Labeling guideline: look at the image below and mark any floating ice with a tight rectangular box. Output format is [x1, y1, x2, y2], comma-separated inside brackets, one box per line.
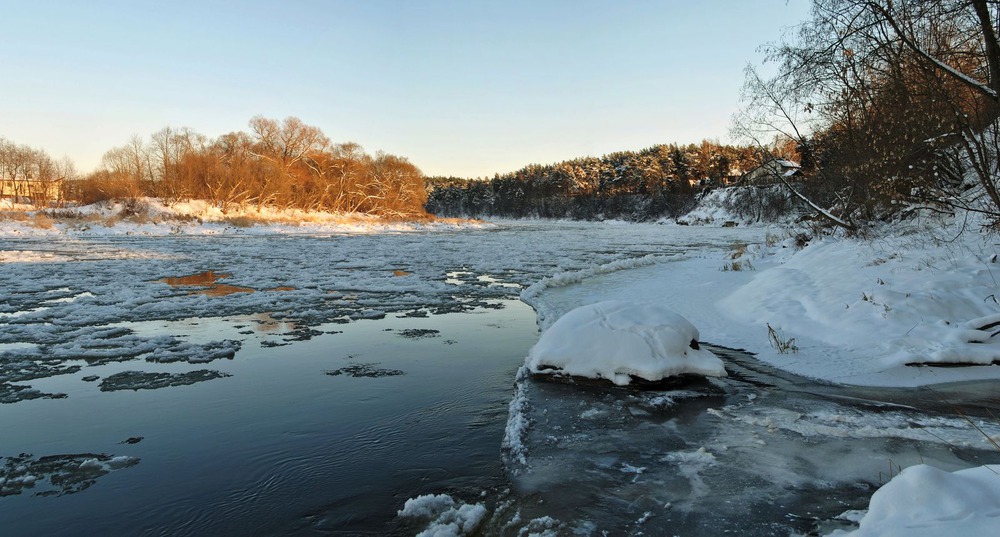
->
[525, 301, 726, 385]
[397, 493, 487, 537]
[398, 494, 457, 519]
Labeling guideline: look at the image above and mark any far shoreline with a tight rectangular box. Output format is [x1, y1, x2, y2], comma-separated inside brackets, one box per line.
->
[0, 197, 488, 235]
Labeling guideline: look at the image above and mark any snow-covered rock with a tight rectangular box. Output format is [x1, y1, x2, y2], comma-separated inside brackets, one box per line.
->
[525, 301, 727, 385]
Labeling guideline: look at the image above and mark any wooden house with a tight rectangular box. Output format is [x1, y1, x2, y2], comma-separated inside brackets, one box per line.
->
[0, 178, 63, 204]
[738, 159, 801, 186]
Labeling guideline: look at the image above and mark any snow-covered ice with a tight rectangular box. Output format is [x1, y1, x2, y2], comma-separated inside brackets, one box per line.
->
[534, 214, 1000, 388]
[525, 301, 726, 385]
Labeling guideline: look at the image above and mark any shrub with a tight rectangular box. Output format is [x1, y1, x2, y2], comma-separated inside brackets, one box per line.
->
[767, 323, 798, 353]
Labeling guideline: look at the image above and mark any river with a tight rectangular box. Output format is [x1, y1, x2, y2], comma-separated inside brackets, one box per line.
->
[1, 221, 997, 536]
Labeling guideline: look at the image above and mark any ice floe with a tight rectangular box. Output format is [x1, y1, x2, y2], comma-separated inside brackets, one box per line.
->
[397, 493, 488, 537]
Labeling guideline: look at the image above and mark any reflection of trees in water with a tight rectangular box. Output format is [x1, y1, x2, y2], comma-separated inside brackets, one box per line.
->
[1, 453, 139, 497]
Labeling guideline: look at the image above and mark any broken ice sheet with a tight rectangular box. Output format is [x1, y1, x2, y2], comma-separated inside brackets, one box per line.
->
[325, 363, 405, 378]
[0, 453, 139, 497]
[99, 370, 232, 392]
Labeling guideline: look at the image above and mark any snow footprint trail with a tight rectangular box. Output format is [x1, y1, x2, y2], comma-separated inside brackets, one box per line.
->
[498, 346, 1000, 536]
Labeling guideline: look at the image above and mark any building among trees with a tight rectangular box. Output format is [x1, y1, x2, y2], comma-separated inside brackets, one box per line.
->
[0, 178, 63, 204]
[738, 158, 801, 186]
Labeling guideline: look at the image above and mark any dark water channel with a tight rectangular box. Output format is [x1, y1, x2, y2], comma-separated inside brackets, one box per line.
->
[1, 300, 538, 536]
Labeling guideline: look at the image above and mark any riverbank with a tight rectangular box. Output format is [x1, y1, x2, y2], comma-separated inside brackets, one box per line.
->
[512, 207, 1000, 537]
[525, 210, 1000, 388]
[0, 198, 486, 237]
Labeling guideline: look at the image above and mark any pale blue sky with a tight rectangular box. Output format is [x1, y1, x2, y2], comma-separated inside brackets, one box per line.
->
[0, 0, 810, 177]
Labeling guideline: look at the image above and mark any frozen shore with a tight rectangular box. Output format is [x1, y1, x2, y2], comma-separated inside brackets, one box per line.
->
[513, 206, 1000, 537]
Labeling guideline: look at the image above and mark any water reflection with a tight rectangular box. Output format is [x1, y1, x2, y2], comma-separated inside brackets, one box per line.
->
[156, 270, 298, 297]
[248, 313, 297, 334]
[157, 270, 231, 287]
[0, 299, 538, 536]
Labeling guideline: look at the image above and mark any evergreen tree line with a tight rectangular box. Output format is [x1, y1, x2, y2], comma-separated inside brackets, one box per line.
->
[425, 142, 759, 221]
[74, 116, 428, 217]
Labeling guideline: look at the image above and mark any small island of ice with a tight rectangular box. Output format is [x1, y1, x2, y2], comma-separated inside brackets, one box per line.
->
[525, 300, 727, 385]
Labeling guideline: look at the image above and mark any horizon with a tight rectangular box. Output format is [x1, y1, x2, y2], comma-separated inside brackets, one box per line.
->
[1, 0, 810, 178]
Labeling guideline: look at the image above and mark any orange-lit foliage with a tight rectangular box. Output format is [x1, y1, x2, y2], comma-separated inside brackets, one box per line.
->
[75, 117, 428, 217]
[0, 137, 69, 207]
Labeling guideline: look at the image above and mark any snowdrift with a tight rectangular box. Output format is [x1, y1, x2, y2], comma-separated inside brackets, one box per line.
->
[832, 464, 1000, 537]
[525, 301, 727, 385]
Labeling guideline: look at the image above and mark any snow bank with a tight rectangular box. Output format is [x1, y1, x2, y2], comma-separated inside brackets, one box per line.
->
[397, 494, 487, 537]
[520, 254, 674, 331]
[717, 222, 1000, 383]
[830, 464, 1000, 537]
[525, 301, 726, 385]
[526, 211, 1000, 387]
[0, 198, 491, 237]
[502, 366, 532, 469]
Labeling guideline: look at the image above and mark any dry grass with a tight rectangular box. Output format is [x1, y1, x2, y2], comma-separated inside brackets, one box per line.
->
[767, 323, 798, 353]
[0, 211, 30, 222]
[729, 241, 748, 259]
[765, 232, 781, 247]
[721, 259, 754, 272]
[221, 215, 263, 228]
[1, 198, 471, 230]
[41, 210, 104, 223]
[31, 213, 55, 229]
[721, 240, 754, 271]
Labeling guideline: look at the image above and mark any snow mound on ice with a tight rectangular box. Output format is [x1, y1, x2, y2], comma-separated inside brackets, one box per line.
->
[832, 464, 1000, 537]
[525, 301, 726, 385]
[398, 494, 488, 537]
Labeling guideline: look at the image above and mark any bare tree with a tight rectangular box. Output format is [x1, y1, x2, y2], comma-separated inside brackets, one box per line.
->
[737, 0, 1000, 227]
[66, 116, 429, 217]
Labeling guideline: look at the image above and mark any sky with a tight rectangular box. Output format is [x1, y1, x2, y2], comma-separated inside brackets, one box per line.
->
[0, 0, 811, 178]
